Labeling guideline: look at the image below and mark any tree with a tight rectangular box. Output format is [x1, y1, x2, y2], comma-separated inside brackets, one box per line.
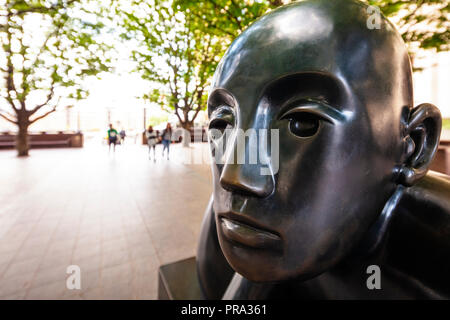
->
[116, 0, 226, 136]
[175, 0, 290, 40]
[369, 0, 449, 67]
[176, 0, 449, 68]
[0, 0, 112, 156]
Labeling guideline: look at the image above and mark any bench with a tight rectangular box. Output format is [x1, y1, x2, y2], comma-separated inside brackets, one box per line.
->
[30, 139, 71, 147]
[430, 140, 450, 176]
[0, 141, 15, 147]
[0, 132, 83, 149]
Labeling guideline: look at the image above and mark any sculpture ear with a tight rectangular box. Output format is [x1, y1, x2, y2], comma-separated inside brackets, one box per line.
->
[397, 103, 442, 186]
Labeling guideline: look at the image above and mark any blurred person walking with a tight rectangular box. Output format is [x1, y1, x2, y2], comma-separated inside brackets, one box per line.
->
[161, 123, 172, 160]
[107, 124, 119, 153]
[146, 125, 158, 161]
[120, 129, 126, 144]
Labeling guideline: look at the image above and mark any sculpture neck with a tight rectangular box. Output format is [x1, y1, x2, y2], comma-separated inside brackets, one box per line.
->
[352, 184, 406, 259]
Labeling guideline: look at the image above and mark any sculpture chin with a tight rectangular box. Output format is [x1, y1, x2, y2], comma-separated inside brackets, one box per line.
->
[221, 246, 330, 283]
[217, 226, 332, 283]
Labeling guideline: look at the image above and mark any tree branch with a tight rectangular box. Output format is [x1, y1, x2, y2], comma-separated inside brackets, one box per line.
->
[4, 15, 20, 112]
[31, 23, 64, 70]
[0, 107, 16, 118]
[174, 104, 183, 124]
[190, 105, 203, 124]
[30, 85, 55, 115]
[29, 106, 57, 124]
[0, 110, 17, 124]
[187, 10, 235, 37]
[268, 0, 284, 7]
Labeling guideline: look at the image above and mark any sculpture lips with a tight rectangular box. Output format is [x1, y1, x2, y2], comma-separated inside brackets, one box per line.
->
[220, 217, 281, 250]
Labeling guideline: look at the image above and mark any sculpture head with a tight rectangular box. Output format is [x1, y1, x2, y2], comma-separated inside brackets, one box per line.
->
[207, 0, 442, 282]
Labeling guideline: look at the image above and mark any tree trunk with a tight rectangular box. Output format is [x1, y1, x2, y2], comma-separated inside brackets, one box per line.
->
[16, 118, 30, 157]
[181, 121, 192, 147]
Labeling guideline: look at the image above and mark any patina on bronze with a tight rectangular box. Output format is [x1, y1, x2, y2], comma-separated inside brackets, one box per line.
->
[197, 0, 450, 299]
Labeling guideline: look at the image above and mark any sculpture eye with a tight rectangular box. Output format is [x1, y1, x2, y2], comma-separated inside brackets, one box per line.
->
[209, 118, 233, 140]
[209, 106, 235, 140]
[209, 118, 229, 133]
[284, 112, 320, 137]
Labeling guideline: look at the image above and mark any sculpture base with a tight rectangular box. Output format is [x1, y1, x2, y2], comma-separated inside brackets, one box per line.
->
[158, 257, 205, 300]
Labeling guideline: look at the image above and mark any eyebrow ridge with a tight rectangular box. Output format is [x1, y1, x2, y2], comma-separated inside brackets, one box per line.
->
[280, 98, 349, 123]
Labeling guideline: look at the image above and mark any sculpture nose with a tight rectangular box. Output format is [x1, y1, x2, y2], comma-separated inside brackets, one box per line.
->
[219, 163, 274, 198]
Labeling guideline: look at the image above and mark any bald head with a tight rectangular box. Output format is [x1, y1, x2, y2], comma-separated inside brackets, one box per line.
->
[208, 0, 441, 282]
[212, 0, 413, 116]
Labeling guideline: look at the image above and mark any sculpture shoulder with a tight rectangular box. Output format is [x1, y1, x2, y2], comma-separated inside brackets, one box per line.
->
[404, 171, 450, 216]
[383, 171, 450, 298]
[397, 171, 450, 237]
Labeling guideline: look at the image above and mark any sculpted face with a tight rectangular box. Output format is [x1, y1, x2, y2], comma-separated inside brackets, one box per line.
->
[207, 0, 416, 282]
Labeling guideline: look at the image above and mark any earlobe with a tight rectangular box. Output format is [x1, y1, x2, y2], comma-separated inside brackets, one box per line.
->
[397, 103, 442, 186]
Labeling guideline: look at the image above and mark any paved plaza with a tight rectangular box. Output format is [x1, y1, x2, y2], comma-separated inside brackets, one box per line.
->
[0, 140, 212, 299]
[1, 131, 449, 300]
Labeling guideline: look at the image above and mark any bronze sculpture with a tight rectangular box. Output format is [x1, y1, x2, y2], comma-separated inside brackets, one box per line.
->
[195, 0, 450, 299]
